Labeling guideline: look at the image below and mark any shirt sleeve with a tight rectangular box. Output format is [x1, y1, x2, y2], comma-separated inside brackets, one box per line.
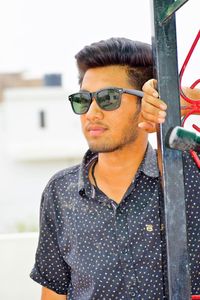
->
[30, 184, 71, 295]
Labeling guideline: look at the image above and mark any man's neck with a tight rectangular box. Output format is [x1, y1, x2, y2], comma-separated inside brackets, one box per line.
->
[90, 137, 148, 203]
[98, 138, 147, 176]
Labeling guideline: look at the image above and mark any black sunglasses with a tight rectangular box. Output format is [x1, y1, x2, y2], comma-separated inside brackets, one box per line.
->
[68, 87, 144, 115]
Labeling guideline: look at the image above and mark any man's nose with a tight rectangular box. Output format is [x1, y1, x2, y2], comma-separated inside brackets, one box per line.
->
[85, 98, 104, 120]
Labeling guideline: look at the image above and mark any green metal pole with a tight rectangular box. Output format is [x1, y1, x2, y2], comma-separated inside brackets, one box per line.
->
[151, 0, 191, 299]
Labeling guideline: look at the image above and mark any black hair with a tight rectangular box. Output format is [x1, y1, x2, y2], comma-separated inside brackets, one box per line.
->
[75, 37, 153, 90]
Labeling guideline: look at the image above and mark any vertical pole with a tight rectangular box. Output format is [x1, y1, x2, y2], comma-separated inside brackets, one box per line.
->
[150, 0, 191, 299]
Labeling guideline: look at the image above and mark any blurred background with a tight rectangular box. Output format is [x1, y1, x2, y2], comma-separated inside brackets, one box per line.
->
[0, 0, 199, 299]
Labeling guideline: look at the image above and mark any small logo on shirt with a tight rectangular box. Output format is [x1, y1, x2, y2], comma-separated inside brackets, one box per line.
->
[146, 224, 153, 232]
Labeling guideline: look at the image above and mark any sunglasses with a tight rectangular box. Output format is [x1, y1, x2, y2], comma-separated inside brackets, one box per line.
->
[68, 87, 144, 115]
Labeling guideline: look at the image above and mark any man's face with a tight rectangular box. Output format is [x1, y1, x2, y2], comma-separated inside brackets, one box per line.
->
[80, 65, 141, 153]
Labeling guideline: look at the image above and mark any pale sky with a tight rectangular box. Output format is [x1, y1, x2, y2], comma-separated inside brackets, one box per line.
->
[0, 0, 199, 90]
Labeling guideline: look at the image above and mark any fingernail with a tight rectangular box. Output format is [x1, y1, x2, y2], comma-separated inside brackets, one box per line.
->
[153, 91, 159, 97]
[158, 118, 165, 123]
[159, 111, 166, 117]
[160, 104, 167, 110]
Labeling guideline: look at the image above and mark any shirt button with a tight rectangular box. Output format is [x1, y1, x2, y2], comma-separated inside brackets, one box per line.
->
[131, 292, 136, 298]
[123, 248, 128, 254]
[131, 292, 136, 297]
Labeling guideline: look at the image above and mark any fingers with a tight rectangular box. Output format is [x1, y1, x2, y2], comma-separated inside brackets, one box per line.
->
[142, 80, 167, 111]
[142, 79, 158, 97]
[141, 98, 167, 124]
[142, 78, 167, 122]
[139, 78, 168, 133]
[143, 94, 167, 110]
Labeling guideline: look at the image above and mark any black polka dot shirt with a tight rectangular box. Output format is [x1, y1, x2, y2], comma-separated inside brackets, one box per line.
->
[30, 144, 200, 299]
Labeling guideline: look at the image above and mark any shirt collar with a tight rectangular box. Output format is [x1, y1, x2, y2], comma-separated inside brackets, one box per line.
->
[140, 143, 159, 178]
[78, 143, 159, 196]
[78, 150, 98, 196]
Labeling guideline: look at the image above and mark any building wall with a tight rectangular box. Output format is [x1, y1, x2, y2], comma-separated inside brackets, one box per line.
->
[0, 233, 41, 300]
[0, 72, 43, 102]
[0, 87, 87, 233]
[4, 87, 87, 160]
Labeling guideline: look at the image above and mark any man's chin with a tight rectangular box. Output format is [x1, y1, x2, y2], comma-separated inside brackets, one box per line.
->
[88, 142, 120, 153]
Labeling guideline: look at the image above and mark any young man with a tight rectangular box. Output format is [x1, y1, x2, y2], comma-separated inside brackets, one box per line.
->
[30, 38, 200, 299]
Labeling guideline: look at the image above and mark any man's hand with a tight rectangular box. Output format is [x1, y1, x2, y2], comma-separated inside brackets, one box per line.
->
[138, 79, 167, 133]
[41, 287, 67, 300]
[139, 79, 200, 133]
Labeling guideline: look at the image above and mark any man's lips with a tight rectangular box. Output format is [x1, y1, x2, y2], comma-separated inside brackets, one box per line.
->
[86, 125, 108, 137]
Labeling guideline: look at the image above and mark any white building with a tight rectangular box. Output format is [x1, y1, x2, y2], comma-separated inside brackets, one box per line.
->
[0, 86, 87, 233]
[4, 86, 88, 161]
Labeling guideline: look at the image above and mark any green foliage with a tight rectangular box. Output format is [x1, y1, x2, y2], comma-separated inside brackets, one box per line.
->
[14, 220, 38, 233]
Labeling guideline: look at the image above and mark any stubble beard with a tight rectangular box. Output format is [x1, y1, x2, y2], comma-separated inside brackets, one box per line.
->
[86, 113, 140, 153]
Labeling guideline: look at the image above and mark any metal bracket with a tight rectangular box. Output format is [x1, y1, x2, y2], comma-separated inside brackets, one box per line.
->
[160, 0, 189, 24]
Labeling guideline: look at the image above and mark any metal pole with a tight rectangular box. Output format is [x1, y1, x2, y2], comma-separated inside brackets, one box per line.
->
[150, 0, 191, 299]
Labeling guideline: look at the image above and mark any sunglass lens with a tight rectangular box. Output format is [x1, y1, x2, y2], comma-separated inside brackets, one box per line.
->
[97, 89, 120, 110]
[70, 93, 91, 114]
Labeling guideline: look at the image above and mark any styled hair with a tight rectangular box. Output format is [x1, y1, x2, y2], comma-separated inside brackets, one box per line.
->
[75, 37, 153, 90]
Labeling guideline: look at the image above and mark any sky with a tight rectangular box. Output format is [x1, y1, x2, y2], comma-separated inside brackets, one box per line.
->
[0, 0, 199, 90]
